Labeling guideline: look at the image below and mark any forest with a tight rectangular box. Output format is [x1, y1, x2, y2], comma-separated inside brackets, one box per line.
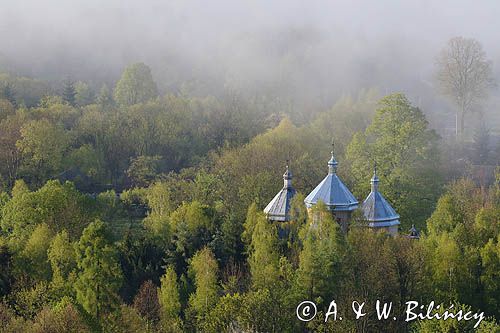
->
[1, 1, 500, 332]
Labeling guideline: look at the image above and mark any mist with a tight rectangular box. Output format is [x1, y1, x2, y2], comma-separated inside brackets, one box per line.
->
[1, 0, 499, 127]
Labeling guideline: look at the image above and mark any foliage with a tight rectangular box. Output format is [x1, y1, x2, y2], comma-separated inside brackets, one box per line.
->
[346, 93, 442, 229]
[248, 209, 280, 289]
[158, 266, 182, 332]
[133, 280, 160, 324]
[188, 247, 219, 326]
[74, 220, 123, 319]
[62, 79, 77, 106]
[436, 37, 495, 137]
[114, 63, 158, 106]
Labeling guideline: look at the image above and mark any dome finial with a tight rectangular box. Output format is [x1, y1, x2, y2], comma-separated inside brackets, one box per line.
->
[328, 138, 338, 174]
[283, 159, 292, 188]
[371, 161, 379, 192]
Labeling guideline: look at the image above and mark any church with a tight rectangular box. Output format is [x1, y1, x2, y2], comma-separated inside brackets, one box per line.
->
[264, 144, 413, 237]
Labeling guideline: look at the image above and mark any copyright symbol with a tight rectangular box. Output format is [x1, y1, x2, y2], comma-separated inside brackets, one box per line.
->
[296, 301, 317, 321]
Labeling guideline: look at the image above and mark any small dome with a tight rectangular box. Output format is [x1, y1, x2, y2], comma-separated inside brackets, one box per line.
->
[264, 163, 296, 222]
[304, 148, 358, 212]
[361, 167, 400, 228]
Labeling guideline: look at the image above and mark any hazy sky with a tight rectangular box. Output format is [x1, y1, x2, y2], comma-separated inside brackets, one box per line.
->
[1, 0, 499, 122]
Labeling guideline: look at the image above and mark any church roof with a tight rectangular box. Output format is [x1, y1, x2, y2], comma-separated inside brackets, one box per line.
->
[408, 224, 420, 239]
[361, 167, 400, 227]
[264, 164, 297, 221]
[304, 146, 358, 211]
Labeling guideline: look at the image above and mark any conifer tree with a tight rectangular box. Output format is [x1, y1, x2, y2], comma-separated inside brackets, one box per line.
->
[188, 247, 219, 325]
[242, 202, 259, 250]
[158, 266, 182, 332]
[295, 202, 345, 301]
[74, 220, 123, 320]
[1, 82, 17, 108]
[62, 79, 76, 106]
[97, 84, 114, 108]
[248, 211, 280, 290]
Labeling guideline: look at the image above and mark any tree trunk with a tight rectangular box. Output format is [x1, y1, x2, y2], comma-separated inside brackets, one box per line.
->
[455, 111, 459, 138]
[460, 111, 465, 139]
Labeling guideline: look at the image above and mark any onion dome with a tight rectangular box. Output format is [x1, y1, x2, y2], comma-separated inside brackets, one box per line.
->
[264, 162, 297, 222]
[304, 143, 358, 212]
[361, 165, 400, 228]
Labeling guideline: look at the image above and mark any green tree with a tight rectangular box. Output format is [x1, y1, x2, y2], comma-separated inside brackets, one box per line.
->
[75, 81, 95, 106]
[158, 266, 182, 332]
[0, 238, 12, 297]
[188, 247, 219, 326]
[1, 82, 17, 108]
[295, 203, 345, 302]
[126, 155, 162, 187]
[17, 119, 72, 183]
[114, 63, 158, 106]
[342, 229, 401, 332]
[480, 237, 500, 317]
[20, 223, 54, 281]
[169, 201, 213, 260]
[142, 182, 173, 239]
[1, 180, 95, 243]
[0, 113, 23, 189]
[346, 93, 441, 229]
[248, 211, 280, 290]
[74, 220, 123, 320]
[416, 303, 499, 332]
[242, 202, 259, 249]
[47, 230, 77, 298]
[62, 79, 76, 106]
[97, 84, 114, 108]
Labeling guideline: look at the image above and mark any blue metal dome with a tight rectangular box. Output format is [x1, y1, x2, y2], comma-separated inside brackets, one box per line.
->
[361, 167, 400, 227]
[304, 147, 358, 212]
[264, 164, 297, 222]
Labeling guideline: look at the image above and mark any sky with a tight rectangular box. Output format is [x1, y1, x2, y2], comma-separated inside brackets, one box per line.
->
[0, 0, 499, 125]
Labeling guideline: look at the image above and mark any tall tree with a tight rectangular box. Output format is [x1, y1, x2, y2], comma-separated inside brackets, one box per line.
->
[62, 79, 76, 106]
[74, 220, 123, 320]
[133, 280, 160, 325]
[436, 37, 495, 138]
[0, 238, 12, 297]
[21, 223, 54, 281]
[17, 119, 71, 183]
[295, 203, 345, 301]
[48, 230, 77, 297]
[114, 63, 158, 106]
[346, 93, 441, 229]
[188, 247, 219, 326]
[0, 113, 23, 188]
[97, 84, 114, 108]
[248, 211, 280, 290]
[74, 81, 95, 106]
[158, 266, 182, 332]
[1, 82, 17, 108]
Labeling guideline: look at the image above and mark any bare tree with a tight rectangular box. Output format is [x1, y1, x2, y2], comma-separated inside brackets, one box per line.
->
[436, 37, 495, 138]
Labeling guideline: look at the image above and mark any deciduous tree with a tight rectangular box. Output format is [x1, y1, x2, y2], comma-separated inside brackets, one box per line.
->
[436, 37, 495, 137]
[114, 63, 158, 106]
